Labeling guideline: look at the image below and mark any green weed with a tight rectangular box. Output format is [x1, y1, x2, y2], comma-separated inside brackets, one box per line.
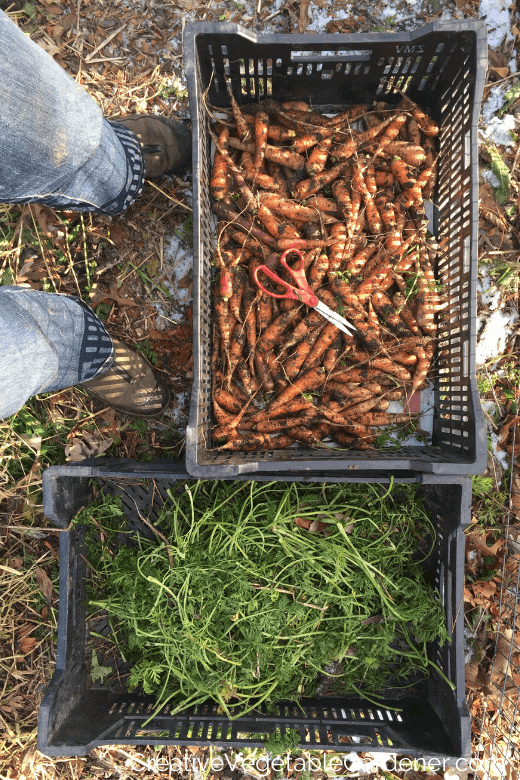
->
[174, 214, 193, 245]
[136, 339, 159, 366]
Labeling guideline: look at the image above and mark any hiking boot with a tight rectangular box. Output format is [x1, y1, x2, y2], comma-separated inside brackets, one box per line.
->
[80, 340, 170, 418]
[116, 115, 191, 178]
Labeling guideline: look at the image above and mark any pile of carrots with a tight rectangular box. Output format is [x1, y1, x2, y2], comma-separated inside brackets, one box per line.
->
[208, 93, 444, 452]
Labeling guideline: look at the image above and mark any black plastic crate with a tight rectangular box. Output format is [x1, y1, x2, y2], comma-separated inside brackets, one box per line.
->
[38, 461, 471, 759]
[184, 21, 488, 478]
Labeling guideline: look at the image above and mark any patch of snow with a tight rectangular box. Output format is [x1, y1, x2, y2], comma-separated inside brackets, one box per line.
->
[490, 428, 510, 468]
[478, 264, 503, 308]
[481, 112, 517, 147]
[481, 84, 508, 125]
[150, 234, 193, 328]
[476, 307, 519, 365]
[482, 167, 501, 188]
[479, 0, 514, 49]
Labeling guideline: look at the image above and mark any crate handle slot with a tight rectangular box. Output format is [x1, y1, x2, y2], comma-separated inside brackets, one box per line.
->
[290, 50, 371, 63]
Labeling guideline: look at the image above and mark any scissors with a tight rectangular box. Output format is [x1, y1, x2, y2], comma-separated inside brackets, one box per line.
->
[253, 249, 358, 337]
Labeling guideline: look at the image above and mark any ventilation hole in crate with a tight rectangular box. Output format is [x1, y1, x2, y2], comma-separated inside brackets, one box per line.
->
[266, 78, 272, 94]
[345, 62, 351, 74]
[297, 64, 303, 75]
[367, 709, 374, 720]
[426, 55, 437, 73]
[259, 80, 264, 95]
[304, 727, 311, 743]
[383, 57, 394, 74]
[322, 70, 333, 79]
[385, 76, 395, 94]
[314, 728, 321, 742]
[392, 56, 403, 74]
[394, 75, 405, 92]
[402, 75, 413, 92]
[249, 77, 255, 93]
[411, 56, 422, 73]
[417, 75, 429, 91]
[276, 57, 282, 67]
[375, 731, 384, 746]
[304, 63, 311, 75]
[353, 62, 362, 75]
[257, 58, 263, 75]
[223, 58, 230, 76]
[363, 64, 370, 74]
[376, 78, 385, 95]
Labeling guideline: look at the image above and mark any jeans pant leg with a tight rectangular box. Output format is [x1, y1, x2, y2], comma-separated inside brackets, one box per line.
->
[0, 11, 144, 214]
[0, 287, 114, 420]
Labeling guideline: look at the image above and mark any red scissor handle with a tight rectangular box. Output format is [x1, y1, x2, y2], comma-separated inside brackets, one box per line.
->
[253, 249, 318, 307]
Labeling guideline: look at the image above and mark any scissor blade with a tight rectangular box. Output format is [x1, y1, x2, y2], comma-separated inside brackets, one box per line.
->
[315, 300, 357, 336]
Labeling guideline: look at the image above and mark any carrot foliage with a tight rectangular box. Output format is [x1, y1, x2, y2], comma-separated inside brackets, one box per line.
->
[81, 480, 449, 721]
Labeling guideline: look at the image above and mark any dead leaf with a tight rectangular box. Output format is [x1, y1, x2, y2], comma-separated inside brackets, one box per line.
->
[20, 636, 37, 654]
[295, 516, 311, 529]
[88, 280, 138, 308]
[41, 606, 49, 620]
[35, 566, 53, 605]
[65, 433, 114, 462]
[7, 557, 23, 571]
[491, 66, 510, 78]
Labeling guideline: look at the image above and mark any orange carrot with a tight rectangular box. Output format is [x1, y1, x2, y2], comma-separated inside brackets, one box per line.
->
[242, 168, 281, 192]
[409, 344, 433, 396]
[255, 409, 319, 433]
[365, 165, 377, 196]
[227, 323, 246, 385]
[345, 243, 378, 275]
[393, 292, 421, 336]
[219, 433, 271, 450]
[421, 136, 437, 199]
[255, 111, 269, 171]
[227, 85, 251, 142]
[210, 152, 230, 201]
[378, 141, 426, 167]
[331, 430, 373, 449]
[306, 137, 333, 176]
[326, 222, 349, 278]
[374, 171, 395, 187]
[295, 161, 350, 200]
[266, 124, 297, 143]
[257, 192, 338, 224]
[407, 117, 421, 146]
[285, 426, 327, 447]
[283, 329, 325, 381]
[371, 290, 411, 338]
[249, 395, 315, 423]
[333, 116, 394, 160]
[257, 306, 302, 354]
[226, 136, 306, 171]
[331, 179, 353, 223]
[300, 322, 338, 371]
[304, 195, 340, 215]
[256, 203, 302, 241]
[308, 250, 330, 290]
[353, 161, 382, 235]
[348, 186, 362, 238]
[282, 101, 310, 112]
[323, 333, 342, 372]
[254, 351, 275, 392]
[277, 237, 341, 251]
[212, 202, 280, 250]
[268, 161, 291, 199]
[390, 156, 416, 190]
[326, 103, 367, 126]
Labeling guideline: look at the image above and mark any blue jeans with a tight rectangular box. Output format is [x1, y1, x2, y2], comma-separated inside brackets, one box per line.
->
[0, 10, 144, 213]
[0, 12, 148, 419]
[0, 288, 115, 420]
